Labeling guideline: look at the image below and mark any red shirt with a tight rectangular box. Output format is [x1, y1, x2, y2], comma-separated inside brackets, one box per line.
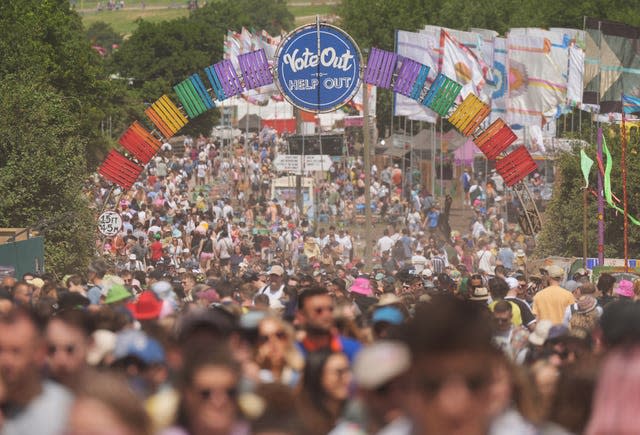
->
[150, 240, 164, 261]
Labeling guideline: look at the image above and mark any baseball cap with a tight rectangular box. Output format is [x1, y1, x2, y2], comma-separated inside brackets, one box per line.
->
[268, 265, 284, 276]
[545, 265, 565, 279]
[113, 329, 165, 365]
[129, 254, 137, 261]
[372, 306, 405, 325]
[353, 340, 410, 390]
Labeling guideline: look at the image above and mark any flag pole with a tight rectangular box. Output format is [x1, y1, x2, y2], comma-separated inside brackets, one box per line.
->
[583, 186, 588, 268]
[597, 127, 605, 266]
[621, 94, 629, 271]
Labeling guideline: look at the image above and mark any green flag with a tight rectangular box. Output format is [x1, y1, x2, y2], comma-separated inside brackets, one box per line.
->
[580, 149, 593, 188]
[602, 136, 640, 225]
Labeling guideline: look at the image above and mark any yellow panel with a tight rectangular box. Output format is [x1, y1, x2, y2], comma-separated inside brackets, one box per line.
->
[159, 95, 188, 128]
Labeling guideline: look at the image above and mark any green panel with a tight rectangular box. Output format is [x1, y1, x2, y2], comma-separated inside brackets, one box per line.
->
[183, 80, 207, 115]
[0, 237, 45, 278]
[430, 79, 462, 116]
[174, 82, 197, 118]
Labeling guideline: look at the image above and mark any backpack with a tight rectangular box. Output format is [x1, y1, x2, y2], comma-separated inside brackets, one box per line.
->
[392, 240, 407, 261]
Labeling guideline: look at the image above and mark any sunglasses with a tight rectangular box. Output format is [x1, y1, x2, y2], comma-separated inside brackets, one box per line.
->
[197, 387, 237, 401]
[47, 344, 75, 356]
[257, 330, 287, 345]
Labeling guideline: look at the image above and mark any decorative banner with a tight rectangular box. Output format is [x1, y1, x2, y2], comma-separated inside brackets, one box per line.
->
[275, 23, 362, 112]
[580, 149, 594, 188]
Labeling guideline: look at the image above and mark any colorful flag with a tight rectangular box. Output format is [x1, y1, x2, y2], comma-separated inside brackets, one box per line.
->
[440, 29, 489, 100]
[394, 30, 439, 122]
[506, 34, 567, 126]
[580, 149, 594, 188]
[623, 94, 640, 114]
[602, 135, 640, 225]
[583, 19, 640, 114]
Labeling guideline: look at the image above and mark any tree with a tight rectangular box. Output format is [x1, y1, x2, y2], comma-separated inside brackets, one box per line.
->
[0, 0, 133, 274]
[111, 0, 294, 137]
[86, 21, 123, 56]
[338, 0, 427, 139]
[536, 127, 640, 259]
[0, 79, 95, 275]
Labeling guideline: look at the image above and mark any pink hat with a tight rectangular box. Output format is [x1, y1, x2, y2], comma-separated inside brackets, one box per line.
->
[615, 280, 635, 298]
[350, 277, 373, 296]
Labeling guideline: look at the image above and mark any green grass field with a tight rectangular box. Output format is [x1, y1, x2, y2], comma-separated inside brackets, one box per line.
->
[81, 8, 189, 35]
[76, 0, 338, 36]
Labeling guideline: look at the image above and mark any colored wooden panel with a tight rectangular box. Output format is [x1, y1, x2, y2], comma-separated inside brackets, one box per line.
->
[174, 80, 201, 119]
[410, 65, 430, 101]
[189, 74, 214, 110]
[448, 94, 490, 136]
[146, 95, 188, 138]
[118, 121, 161, 164]
[205, 65, 227, 101]
[144, 106, 173, 138]
[474, 119, 517, 160]
[238, 49, 273, 90]
[364, 47, 397, 89]
[394, 58, 421, 97]
[426, 74, 462, 116]
[214, 59, 243, 98]
[495, 146, 538, 187]
[98, 150, 144, 191]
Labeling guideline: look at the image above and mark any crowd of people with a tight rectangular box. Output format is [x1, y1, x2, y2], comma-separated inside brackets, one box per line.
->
[1, 130, 639, 435]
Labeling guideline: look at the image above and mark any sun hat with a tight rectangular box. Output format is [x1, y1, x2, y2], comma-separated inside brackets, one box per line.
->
[375, 293, 402, 307]
[469, 286, 490, 301]
[576, 295, 597, 314]
[87, 329, 117, 366]
[505, 277, 519, 289]
[353, 340, 411, 390]
[615, 280, 635, 298]
[104, 284, 132, 304]
[126, 291, 163, 321]
[350, 277, 373, 296]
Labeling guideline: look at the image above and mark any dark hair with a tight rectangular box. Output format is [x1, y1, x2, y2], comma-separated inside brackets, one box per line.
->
[179, 344, 240, 389]
[298, 286, 329, 311]
[494, 265, 506, 276]
[65, 274, 84, 288]
[0, 305, 46, 335]
[300, 350, 345, 422]
[488, 277, 509, 300]
[493, 299, 512, 314]
[49, 308, 93, 337]
[398, 296, 495, 357]
[597, 273, 616, 295]
[174, 344, 240, 430]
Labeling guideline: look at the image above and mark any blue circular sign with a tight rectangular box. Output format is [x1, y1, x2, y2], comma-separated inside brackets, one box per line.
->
[276, 24, 362, 113]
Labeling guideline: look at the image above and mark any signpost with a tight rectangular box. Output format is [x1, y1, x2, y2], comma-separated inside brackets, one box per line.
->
[273, 155, 303, 174]
[275, 22, 362, 113]
[98, 211, 122, 237]
[304, 155, 333, 171]
[273, 154, 333, 172]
